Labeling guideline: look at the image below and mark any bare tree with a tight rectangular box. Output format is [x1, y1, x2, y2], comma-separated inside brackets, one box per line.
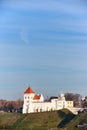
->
[65, 93, 81, 107]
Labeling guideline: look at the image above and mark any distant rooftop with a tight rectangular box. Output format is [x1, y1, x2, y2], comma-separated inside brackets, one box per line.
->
[24, 87, 35, 94]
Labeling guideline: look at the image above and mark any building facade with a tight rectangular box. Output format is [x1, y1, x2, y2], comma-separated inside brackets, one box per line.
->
[23, 87, 73, 114]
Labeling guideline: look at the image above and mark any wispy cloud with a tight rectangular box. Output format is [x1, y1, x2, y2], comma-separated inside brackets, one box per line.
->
[20, 29, 29, 44]
[0, 0, 87, 99]
[2, 0, 86, 14]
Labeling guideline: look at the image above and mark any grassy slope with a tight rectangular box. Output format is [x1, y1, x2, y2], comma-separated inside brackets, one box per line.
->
[65, 110, 87, 130]
[0, 109, 75, 130]
[0, 112, 20, 128]
[13, 111, 64, 130]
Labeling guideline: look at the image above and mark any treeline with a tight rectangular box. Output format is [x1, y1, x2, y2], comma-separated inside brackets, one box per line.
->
[0, 99, 23, 112]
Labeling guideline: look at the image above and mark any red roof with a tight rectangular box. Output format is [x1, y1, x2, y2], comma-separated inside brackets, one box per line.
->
[33, 95, 41, 100]
[24, 87, 35, 94]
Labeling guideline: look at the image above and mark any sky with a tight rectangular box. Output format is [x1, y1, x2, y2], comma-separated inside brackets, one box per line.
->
[0, 0, 87, 100]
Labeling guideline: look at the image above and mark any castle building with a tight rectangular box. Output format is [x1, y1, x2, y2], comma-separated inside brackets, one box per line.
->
[23, 87, 73, 114]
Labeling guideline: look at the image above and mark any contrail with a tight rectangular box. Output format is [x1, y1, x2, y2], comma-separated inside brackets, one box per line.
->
[20, 30, 29, 44]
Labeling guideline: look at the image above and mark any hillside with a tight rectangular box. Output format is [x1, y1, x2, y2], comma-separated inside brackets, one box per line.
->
[0, 109, 87, 130]
[1, 109, 87, 130]
[66, 110, 87, 130]
[0, 109, 75, 130]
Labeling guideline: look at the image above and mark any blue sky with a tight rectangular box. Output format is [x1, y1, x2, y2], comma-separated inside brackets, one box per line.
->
[0, 0, 87, 100]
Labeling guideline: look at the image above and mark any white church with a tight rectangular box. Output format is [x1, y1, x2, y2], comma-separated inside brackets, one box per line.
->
[23, 87, 74, 114]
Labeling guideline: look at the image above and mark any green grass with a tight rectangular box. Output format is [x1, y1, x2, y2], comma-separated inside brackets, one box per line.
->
[65, 110, 87, 130]
[13, 111, 63, 130]
[0, 112, 20, 129]
[0, 109, 76, 130]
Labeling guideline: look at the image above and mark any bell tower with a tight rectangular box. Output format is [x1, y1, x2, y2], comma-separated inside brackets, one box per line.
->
[23, 87, 35, 113]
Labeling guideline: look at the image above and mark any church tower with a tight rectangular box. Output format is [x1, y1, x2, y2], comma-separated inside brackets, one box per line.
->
[23, 87, 35, 113]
